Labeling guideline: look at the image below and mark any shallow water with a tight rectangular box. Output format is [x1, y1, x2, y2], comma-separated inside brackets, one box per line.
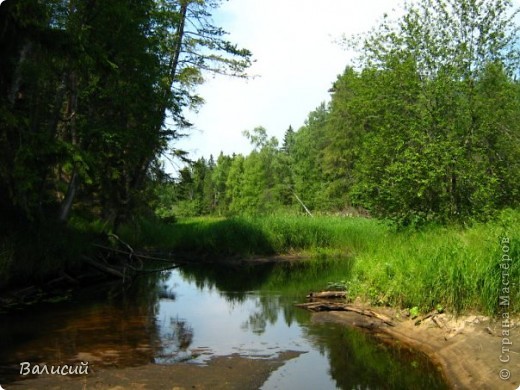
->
[0, 261, 447, 389]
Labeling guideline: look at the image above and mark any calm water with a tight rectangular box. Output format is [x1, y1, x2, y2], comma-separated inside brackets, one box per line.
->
[0, 261, 448, 389]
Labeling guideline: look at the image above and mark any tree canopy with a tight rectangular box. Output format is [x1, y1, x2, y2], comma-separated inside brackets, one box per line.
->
[0, 0, 251, 229]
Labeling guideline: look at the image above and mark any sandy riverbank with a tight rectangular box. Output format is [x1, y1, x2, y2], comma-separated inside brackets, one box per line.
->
[311, 307, 520, 390]
[8, 351, 303, 389]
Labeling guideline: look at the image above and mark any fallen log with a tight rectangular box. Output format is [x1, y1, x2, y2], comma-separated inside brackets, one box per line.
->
[93, 244, 197, 266]
[306, 291, 347, 299]
[296, 302, 395, 327]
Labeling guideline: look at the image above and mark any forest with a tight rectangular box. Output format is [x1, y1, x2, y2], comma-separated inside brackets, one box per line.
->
[0, 0, 253, 286]
[0, 0, 251, 230]
[0, 0, 519, 294]
[161, 0, 520, 226]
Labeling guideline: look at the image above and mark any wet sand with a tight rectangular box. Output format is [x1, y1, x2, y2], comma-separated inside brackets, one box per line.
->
[9, 351, 303, 389]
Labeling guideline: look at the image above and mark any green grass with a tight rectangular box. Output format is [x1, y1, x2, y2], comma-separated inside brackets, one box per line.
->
[348, 218, 519, 315]
[120, 214, 381, 257]
[122, 209, 520, 316]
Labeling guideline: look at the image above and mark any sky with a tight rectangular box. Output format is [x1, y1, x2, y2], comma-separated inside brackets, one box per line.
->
[172, 0, 519, 172]
[171, 0, 404, 170]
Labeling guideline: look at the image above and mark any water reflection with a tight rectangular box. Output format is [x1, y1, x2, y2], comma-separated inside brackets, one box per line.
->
[300, 323, 446, 390]
[155, 316, 194, 363]
[0, 261, 447, 389]
[241, 295, 281, 335]
[178, 263, 277, 302]
[0, 279, 161, 382]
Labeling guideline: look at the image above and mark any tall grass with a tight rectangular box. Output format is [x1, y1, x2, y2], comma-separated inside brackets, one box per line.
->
[339, 210, 518, 315]
[123, 209, 519, 315]
[122, 214, 383, 257]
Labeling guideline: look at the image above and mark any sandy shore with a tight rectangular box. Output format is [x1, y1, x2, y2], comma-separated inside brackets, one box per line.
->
[311, 307, 520, 390]
[8, 351, 303, 389]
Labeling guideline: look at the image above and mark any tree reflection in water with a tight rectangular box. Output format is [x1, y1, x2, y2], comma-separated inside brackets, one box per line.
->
[155, 317, 194, 363]
[241, 296, 278, 335]
[300, 323, 448, 390]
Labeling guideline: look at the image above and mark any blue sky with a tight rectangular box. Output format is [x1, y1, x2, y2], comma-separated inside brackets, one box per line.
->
[170, 0, 520, 172]
[170, 0, 404, 169]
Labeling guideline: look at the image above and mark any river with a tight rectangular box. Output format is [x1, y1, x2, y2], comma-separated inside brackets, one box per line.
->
[0, 260, 448, 389]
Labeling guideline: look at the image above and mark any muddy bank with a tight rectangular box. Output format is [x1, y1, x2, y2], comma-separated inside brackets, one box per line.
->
[311, 308, 520, 390]
[10, 351, 303, 389]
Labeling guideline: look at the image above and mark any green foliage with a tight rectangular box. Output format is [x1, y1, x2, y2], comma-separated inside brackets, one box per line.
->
[326, 280, 349, 291]
[0, 0, 251, 228]
[409, 307, 420, 319]
[157, 0, 519, 228]
[122, 214, 378, 258]
[347, 209, 520, 314]
[160, 127, 301, 217]
[0, 0, 251, 284]
[291, 104, 338, 211]
[342, 0, 520, 226]
[226, 154, 246, 214]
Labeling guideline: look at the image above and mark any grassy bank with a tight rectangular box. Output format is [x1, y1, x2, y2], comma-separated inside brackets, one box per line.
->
[122, 210, 519, 316]
[2, 210, 517, 316]
[120, 214, 381, 257]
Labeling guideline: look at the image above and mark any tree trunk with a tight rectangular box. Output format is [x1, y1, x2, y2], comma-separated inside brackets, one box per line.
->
[8, 42, 32, 105]
[58, 71, 79, 222]
[59, 168, 78, 222]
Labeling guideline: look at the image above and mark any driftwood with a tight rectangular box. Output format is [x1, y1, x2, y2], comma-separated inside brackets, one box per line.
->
[306, 291, 347, 299]
[1, 237, 182, 310]
[80, 231, 209, 282]
[414, 310, 437, 326]
[82, 233, 184, 281]
[296, 301, 395, 327]
[431, 315, 446, 329]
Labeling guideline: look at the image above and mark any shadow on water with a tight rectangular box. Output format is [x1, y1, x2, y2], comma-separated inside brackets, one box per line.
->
[0, 276, 164, 382]
[0, 259, 447, 389]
